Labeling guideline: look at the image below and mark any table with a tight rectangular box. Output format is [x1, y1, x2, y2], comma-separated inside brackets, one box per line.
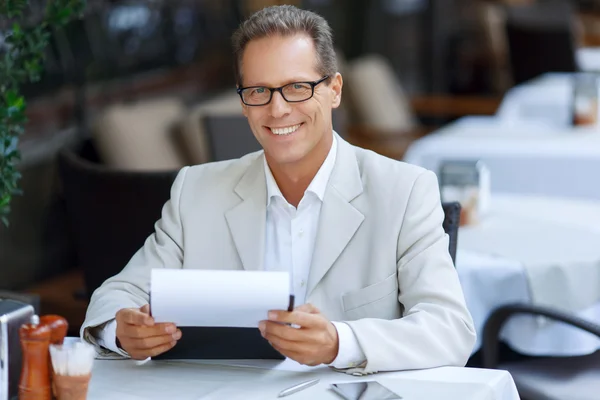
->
[495, 72, 596, 128]
[86, 358, 519, 400]
[403, 115, 600, 200]
[455, 194, 600, 356]
[577, 47, 600, 73]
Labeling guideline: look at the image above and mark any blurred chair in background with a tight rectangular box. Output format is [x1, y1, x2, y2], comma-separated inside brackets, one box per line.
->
[203, 115, 263, 161]
[342, 54, 500, 160]
[177, 92, 243, 165]
[483, 304, 600, 400]
[92, 97, 187, 171]
[345, 54, 419, 134]
[475, 0, 514, 92]
[343, 54, 430, 160]
[505, 0, 578, 85]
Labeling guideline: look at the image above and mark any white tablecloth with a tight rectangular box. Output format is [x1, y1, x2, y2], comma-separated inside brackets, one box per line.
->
[577, 47, 600, 73]
[86, 358, 519, 400]
[495, 73, 588, 128]
[456, 194, 600, 356]
[403, 115, 600, 200]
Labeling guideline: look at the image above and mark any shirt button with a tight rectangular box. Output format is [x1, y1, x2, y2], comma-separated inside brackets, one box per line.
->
[300, 280, 306, 287]
[298, 229, 304, 237]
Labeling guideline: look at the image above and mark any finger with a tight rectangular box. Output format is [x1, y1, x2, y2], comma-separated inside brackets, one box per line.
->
[132, 340, 177, 359]
[140, 304, 150, 315]
[265, 334, 304, 353]
[294, 304, 320, 314]
[259, 321, 306, 342]
[268, 310, 320, 328]
[118, 308, 154, 326]
[268, 342, 320, 366]
[122, 322, 177, 339]
[129, 330, 182, 350]
[146, 340, 178, 357]
[270, 343, 323, 367]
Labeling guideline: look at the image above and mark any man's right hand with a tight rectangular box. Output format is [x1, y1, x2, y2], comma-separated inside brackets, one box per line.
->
[115, 304, 181, 359]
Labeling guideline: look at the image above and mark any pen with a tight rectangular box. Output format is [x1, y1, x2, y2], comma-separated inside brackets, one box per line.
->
[277, 378, 320, 398]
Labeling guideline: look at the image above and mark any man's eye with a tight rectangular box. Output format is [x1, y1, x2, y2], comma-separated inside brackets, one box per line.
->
[255, 88, 265, 94]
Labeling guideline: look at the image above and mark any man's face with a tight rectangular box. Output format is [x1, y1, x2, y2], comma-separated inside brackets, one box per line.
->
[239, 34, 342, 169]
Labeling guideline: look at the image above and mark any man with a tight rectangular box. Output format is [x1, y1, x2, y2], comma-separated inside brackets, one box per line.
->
[81, 5, 476, 374]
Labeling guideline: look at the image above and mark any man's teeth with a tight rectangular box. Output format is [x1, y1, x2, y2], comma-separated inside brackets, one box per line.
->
[271, 124, 301, 135]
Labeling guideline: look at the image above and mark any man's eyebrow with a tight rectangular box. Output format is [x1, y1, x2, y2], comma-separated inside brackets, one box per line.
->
[242, 77, 317, 87]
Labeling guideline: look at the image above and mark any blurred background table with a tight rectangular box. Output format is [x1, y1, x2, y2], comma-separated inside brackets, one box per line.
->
[403, 114, 600, 200]
[496, 72, 590, 127]
[455, 194, 600, 356]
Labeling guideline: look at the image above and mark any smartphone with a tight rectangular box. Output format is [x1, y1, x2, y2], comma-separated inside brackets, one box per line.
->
[331, 381, 402, 400]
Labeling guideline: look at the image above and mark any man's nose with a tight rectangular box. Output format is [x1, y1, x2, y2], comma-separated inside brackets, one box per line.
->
[268, 90, 292, 119]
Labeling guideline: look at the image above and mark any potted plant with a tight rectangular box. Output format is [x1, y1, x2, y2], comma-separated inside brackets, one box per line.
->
[0, 0, 84, 226]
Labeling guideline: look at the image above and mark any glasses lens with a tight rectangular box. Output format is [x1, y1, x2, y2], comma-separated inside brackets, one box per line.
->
[282, 82, 313, 102]
[242, 87, 271, 105]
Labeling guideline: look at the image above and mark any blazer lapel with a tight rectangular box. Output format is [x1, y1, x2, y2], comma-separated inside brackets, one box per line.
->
[307, 137, 364, 297]
[225, 155, 267, 271]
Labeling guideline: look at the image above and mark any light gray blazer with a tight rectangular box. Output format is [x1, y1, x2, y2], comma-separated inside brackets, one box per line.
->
[81, 135, 476, 374]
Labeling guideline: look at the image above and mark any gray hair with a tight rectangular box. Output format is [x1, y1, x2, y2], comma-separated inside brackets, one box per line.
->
[231, 5, 337, 86]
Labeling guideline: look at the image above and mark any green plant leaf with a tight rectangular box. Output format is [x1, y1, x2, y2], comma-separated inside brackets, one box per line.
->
[0, 0, 85, 222]
[6, 149, 20, 159]
[0, 194, 10, 208]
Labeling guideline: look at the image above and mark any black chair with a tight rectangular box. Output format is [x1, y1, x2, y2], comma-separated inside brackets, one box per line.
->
[505, 1, 578, 85]
[441, 202, 461, 266]
[483, 304, 600, 400]
[58, 139, 179, 299]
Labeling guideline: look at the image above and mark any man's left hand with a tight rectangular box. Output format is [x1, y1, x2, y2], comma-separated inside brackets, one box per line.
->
[259, 303, 339, 366]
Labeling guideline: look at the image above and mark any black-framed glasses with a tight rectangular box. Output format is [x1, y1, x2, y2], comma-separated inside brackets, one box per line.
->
[237, 75, 330, 106]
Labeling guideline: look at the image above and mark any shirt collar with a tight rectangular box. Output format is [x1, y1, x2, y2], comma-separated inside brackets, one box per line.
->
[264, 133, 338, 206]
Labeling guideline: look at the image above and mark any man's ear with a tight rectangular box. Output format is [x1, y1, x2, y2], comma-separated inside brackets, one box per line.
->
[331, 72, 343, 109]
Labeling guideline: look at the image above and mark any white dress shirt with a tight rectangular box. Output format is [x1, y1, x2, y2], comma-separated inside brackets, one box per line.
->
[97, 134, 366, 367]
[262, 134, 365, 369]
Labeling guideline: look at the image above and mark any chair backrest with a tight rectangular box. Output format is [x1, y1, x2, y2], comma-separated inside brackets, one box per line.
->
[203, 115, 262, 162]
[345, 54, 418, 132]
[505, 1, 577, 84]
[58, 139, 178, 298]
[202, 112, 348, 162]
[92, 97, 187, 171]
[177, 92, 243, 165]
[442, 202, 461, 266]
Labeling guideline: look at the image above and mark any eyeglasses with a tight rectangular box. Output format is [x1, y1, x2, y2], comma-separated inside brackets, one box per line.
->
[237, 75, 330, 106]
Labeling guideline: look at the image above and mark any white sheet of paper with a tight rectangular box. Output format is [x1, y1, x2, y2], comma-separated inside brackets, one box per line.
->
[150, 269, 291, 327]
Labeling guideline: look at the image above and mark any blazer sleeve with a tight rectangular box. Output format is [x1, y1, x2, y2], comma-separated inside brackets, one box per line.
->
[80, 167, 189, 356]
[344, 170, 476, 374]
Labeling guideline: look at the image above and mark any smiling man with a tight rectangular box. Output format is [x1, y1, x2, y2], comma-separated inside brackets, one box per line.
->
[81, 5, 476, 374]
